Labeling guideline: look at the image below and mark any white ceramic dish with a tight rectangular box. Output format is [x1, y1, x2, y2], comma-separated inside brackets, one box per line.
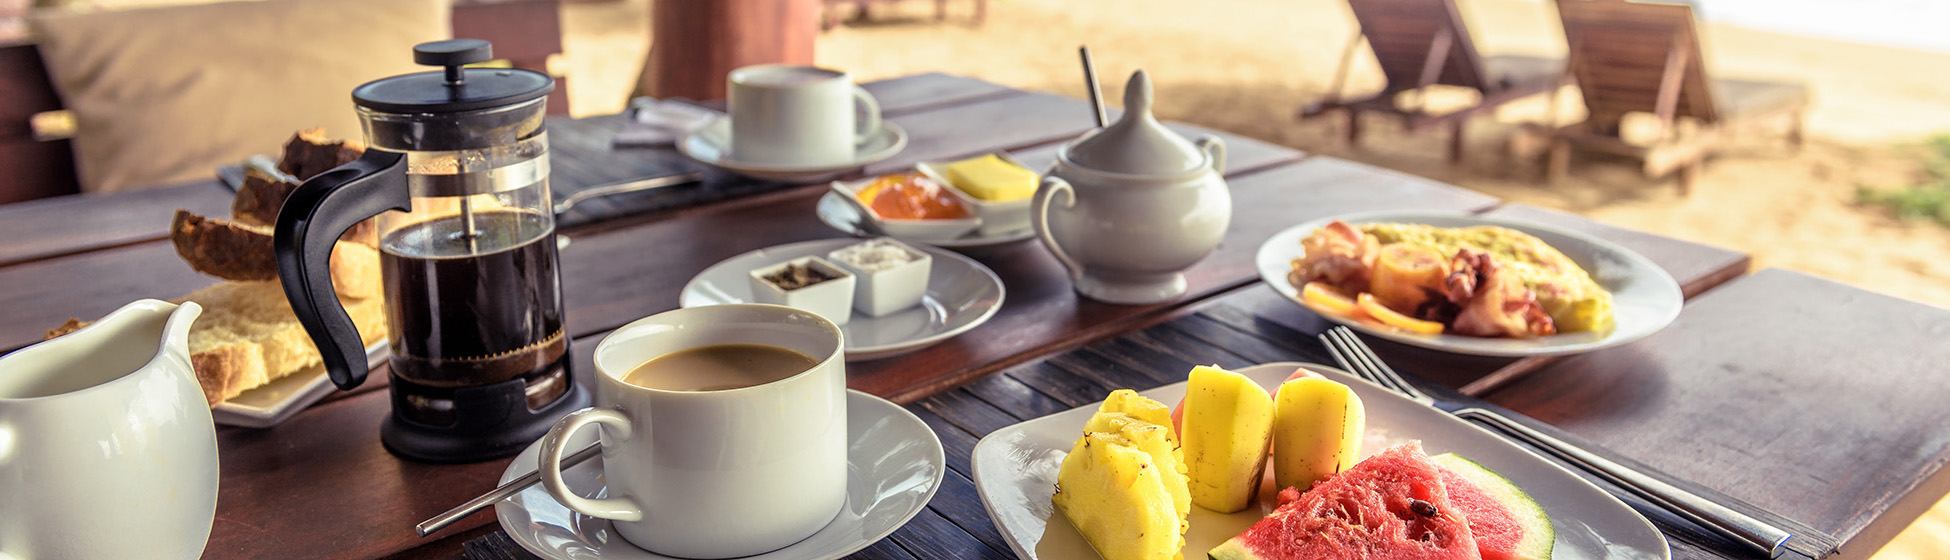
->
[816, 191, 1037, 248]
[970, 362, 1670, 560]
[828, 177, 983, 240]
[1255, 211, 1683, 357]
[748, 256, 858, 326]
[497, 390, 945, 560]
[681, 239, 1004, 361]
[211, 341, 386, 428]
[916, 154, 1036, 235]
[678, 117, 907, 183]
[828, 238, 933, 318]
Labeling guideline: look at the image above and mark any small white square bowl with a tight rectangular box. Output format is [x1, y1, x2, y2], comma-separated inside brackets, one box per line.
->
[747, 256, 857, 325]
[917, 153, 1036, 236]
[827, 238, 933, 317]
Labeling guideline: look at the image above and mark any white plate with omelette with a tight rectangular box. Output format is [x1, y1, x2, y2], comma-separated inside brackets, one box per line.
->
[1255, 211, 1683, 357]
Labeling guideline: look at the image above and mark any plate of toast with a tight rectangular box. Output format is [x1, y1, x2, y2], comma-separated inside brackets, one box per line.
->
[48, 129, 390, 427]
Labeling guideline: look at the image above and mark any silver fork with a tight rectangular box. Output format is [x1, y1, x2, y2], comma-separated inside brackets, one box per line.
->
[1319, 327, 1793, 559]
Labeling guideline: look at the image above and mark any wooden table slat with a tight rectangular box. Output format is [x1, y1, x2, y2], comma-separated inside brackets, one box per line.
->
[1488, 268, 1950, 559]
[0, 179, 233, 267]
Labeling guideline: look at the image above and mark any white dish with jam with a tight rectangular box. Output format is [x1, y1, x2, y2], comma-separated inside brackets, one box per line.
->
[681, 239, 1004, 360]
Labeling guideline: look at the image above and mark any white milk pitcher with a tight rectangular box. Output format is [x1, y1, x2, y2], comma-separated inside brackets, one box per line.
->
[0, 299, 218, 560]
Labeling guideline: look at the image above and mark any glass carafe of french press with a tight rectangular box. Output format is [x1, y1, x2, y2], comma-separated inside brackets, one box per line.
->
[275, 39, 585, 462]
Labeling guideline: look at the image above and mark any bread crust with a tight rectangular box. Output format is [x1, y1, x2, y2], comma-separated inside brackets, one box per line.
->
[229, 168, 376, 246]
[170, 210, 381, 299]
[278, 127, 364, 181]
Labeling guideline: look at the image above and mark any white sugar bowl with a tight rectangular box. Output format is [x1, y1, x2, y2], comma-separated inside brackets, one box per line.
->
[1032, 69, 1230, 304]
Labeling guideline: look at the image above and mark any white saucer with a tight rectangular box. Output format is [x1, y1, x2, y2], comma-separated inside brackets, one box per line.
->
[496, 390, 946, 560]
[680, 239, 1005, 361]
[210, 341, 386, 428]
[679, 117, 908, 183]
[816, 191, 1038, 248]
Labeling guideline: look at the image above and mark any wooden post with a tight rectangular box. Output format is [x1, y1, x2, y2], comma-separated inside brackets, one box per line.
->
[638, 0, 819, 101]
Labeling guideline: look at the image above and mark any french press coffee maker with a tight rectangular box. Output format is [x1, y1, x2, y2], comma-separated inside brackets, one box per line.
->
[275, 39, 586, 463]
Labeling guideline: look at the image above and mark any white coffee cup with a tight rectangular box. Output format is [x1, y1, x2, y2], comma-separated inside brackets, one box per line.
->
[727, 64, 882, 167]
[539, 304, 847, 559]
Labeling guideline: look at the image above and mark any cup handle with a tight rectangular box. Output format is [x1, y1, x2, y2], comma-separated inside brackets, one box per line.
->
[541, 407, 643, 522]
[1032, 176, 1083, 283]
[852, 85, 882, 145]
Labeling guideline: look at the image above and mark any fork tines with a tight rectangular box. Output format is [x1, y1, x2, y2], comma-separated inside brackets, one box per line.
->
[1320, 327, 1428, 401]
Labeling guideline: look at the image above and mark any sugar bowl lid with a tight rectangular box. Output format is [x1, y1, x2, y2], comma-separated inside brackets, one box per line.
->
[1063, 70, 1207, 175]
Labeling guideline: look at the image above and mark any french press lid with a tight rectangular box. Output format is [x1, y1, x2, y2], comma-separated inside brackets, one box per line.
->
[351, 39, 554, 151]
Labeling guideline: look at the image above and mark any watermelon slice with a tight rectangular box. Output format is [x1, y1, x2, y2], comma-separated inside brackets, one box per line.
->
[1432, 453, 1554, 560]
[1208, 442, 1479, 560]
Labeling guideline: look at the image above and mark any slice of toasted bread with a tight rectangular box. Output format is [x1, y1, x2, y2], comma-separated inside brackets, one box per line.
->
[278, 127, 365, 182]
[229, 168, 377, 246]
[170, 210, 381, 299]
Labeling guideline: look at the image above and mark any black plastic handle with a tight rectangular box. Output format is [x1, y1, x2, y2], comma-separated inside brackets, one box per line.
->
[274, 149, 409, 390]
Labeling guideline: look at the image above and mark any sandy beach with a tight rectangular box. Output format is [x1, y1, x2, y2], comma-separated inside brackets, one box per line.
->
[558, 1, 1950, 556]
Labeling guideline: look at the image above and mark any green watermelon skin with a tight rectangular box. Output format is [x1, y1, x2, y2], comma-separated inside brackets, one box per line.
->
[1431, 454, 1554, 560]
[1208, 442, 1479, 560]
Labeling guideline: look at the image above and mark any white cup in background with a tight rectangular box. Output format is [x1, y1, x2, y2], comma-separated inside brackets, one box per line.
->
[538, 304, 848, 559]
[727, 64, 882, 167]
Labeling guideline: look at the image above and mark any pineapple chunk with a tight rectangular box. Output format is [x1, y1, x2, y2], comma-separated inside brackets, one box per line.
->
[1099, 389, 1179, 447]
[1084, 412, 1191, 532]
[1180, 365, 1275, 513]
[1271, 377, 1366, 494]
[1053, 432, 1186, 560]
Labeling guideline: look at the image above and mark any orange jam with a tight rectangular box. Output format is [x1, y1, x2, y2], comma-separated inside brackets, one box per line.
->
[856, 172, 970, 220]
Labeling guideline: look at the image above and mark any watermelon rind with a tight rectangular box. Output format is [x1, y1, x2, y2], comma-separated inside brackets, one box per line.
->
[1432, 453, 1555, 560]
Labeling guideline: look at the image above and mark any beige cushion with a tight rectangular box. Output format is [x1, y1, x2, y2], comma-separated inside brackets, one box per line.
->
[33, 0, 451, 193]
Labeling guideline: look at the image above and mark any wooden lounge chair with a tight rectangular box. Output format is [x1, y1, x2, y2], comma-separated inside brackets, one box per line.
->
[1302, 0, 1564, 162]
[1547, 0, 1809, 193]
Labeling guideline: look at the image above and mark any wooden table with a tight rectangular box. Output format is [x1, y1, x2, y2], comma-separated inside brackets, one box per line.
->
[1, 73, 1942, 560]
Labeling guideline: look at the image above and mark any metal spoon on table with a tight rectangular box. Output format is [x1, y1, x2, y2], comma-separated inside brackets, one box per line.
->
[552, 171, 704, 216]
[416, 443, 601, 536]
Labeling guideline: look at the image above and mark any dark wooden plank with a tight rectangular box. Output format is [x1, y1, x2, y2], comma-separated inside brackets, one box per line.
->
[0, 241, 217, 352]
[1004, 360, 1120, 409]
[862, 72, 1020, 116]
[866, 93, 1101, 176]
[888, 507, 1013, 560]
[1480, 203, 1750, 298]
[1486, 268, 1950, 558]
[927, 469, 1020, 560]
[207, 388, 512, 560]
[958, 373, 1071, 421]
[0, 179, 233, 267]
[915, 388, 1023, 438]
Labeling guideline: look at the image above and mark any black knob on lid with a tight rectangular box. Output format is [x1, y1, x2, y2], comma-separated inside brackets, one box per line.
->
[415, 39, 492, 85]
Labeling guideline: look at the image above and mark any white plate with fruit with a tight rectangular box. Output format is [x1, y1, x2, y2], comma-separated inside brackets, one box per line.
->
[1255, 212, 1683, 357]
[969, 362, 1669, 560]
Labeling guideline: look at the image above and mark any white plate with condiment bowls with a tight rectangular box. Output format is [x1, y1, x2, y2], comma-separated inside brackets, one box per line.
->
[211, 341, 386, 428]
[828, 177, 983, 240]
[915, 154, 1036, 236]
[1255, 211, 1683, 357]
[678, 117, 908, 183]
[497, 389, 945, 560]
[681, 239, 1005, 361]
[970, 362, 1669, 560]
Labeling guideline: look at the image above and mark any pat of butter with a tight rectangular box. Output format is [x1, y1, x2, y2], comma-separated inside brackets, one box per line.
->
[942, 154, 1036, 202]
